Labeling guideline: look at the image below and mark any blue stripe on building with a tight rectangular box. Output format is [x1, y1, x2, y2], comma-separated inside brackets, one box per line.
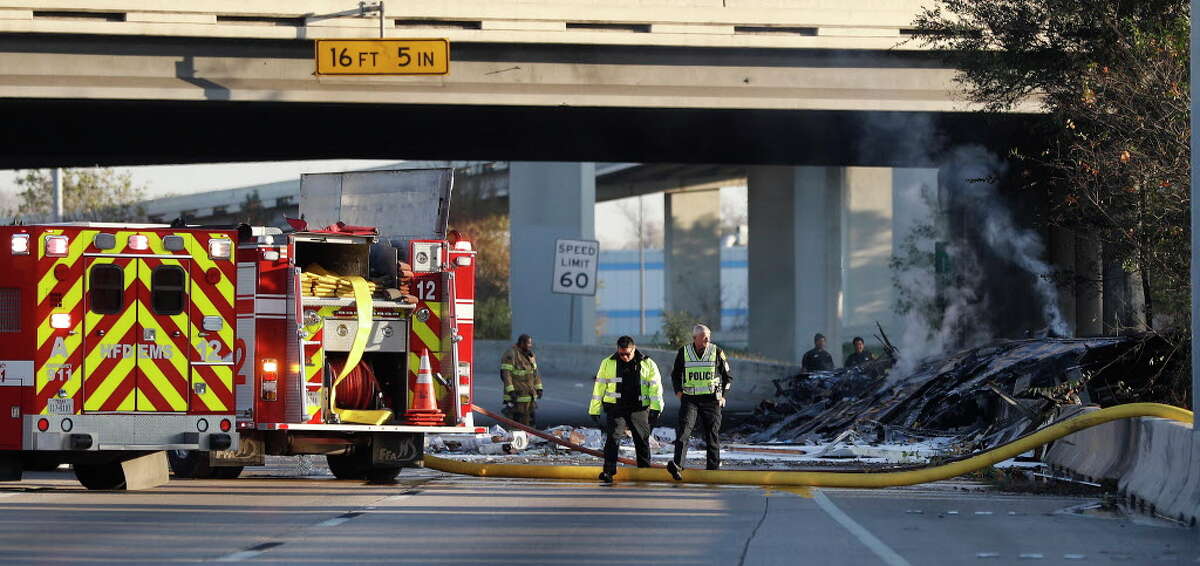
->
[599, 308, 748, 319]
[599, 260, 747, 270]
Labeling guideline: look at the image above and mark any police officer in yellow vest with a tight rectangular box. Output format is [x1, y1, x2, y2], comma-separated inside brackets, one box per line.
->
[588, 335, 664, 483]
[500, 334, 542, 427]
[667, 324, 733, 480]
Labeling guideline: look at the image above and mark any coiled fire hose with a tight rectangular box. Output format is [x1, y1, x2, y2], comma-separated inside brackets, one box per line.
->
[303, 266, 387, 425]
[423, 403, 1193, 487]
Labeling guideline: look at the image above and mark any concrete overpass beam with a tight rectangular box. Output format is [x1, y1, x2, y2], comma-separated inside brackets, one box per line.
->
[747, 166, 843, 362]
[663, 188, 722, 330]
[508, 162, 596, 344]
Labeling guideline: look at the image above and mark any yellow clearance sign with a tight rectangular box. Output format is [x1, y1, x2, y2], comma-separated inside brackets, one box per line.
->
[315, 39, 449, 76]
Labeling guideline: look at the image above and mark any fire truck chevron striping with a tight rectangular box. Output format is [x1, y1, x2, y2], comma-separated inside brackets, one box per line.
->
[2, 225, 239, 489]
[2, 168, 477, 489]
[166, 168, 482, 483]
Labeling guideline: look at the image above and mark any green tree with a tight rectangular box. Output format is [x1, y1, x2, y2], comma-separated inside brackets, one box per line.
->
[239, 190, 279, 226]
[910, 0, 1191, 407]
[450, 213, 511, 339]
[14, 168, 146, 221]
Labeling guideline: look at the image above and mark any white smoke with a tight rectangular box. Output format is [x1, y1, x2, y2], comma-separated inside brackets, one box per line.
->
[947, 145, 1070, 338]
[890, 180, 992, 378]
[888, 144, 1070, 379]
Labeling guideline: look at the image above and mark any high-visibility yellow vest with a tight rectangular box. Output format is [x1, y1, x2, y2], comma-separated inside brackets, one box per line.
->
[682, 343, 719, 396]
[588, 356, 664, 415]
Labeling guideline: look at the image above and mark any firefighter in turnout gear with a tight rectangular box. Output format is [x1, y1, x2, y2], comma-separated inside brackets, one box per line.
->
[500, 334, 542, 427]
[588, 335, 664, 483]
[668, 324, 732, 480]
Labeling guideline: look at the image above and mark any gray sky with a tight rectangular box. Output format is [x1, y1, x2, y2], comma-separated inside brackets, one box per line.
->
[0, 160, 748, 251]
[0, 159, 404, 200]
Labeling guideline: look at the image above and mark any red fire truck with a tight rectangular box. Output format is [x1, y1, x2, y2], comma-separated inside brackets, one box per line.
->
[170, 168, 483, 481]
[0, 224, 240, 489]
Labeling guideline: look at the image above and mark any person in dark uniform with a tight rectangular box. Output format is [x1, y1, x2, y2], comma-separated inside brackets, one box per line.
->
[667, 324, 733, 480]
[844, 336, 876, 368]
[801, 333, 835, 372]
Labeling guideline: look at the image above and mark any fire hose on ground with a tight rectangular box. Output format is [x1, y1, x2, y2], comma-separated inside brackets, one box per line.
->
[422, 403, 1193, 488]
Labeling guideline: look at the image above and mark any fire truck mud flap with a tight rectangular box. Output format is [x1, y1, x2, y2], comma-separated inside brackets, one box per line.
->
[119, 451, 170, 490]
[371, 432, 422, 469]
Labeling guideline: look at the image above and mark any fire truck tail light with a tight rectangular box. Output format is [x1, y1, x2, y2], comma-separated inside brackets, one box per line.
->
[262, 359, 278, 375]
[45, 235, 69, 257]
[10, 234, 29, 255]
[50, 313, 71, 329]
[36, 418, 49, 432]
[453, 240, 473, 251]
[209, 238, 232, 259]
[455, 257, 472, 266]
[219, 419, 232, 432]
[128, 234, 148, 251]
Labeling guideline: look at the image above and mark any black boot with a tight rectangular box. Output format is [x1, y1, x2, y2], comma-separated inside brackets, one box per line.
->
[666, 460, 683, 481]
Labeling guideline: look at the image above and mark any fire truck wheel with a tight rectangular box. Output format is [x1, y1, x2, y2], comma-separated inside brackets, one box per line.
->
[213, 466, 244, 479]
[74, 462, 126, 490]
[326, 453, 368, 480]
[167, 450, 214, 479]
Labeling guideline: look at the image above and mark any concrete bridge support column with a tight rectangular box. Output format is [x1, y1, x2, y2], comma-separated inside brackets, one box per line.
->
[1075, 236, 1104, 336]
[747, 166, 843, 363]
[1049, 227, 1078, 336]
[664, 188, 722, 330]
[508, 162, 596, 344]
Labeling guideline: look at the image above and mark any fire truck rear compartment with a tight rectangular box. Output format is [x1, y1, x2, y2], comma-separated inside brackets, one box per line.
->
[294, 236, 369, 279]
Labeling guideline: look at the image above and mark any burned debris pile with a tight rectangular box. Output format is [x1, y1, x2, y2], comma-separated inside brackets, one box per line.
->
[733, 336, 1164, 452]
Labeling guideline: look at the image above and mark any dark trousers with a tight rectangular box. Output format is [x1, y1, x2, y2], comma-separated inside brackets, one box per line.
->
[603, 405, 652, 475]
[673, 396, 722, 470]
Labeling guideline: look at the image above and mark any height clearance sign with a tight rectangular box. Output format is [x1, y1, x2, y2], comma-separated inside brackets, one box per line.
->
[315, 39, 449, 75]
[552, 239, 599, 296]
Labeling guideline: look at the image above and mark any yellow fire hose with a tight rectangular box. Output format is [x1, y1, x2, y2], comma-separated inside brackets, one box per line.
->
[424, 402, 1192, 487]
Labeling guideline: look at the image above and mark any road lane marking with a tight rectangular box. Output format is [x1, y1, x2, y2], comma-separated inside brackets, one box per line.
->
[214, 542, 284, 562]
[1018, 553, 1044, 560]
[1063, 554, 1086, 560]
[812, 489, 912, 566]
[976, 553, 1000, 559]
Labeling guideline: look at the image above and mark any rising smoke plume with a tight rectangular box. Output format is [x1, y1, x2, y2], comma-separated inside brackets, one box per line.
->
[872, 116, 1070, 378]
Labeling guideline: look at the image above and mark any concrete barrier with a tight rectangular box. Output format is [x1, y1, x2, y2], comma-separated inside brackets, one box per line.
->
[475, 340, 803, 414]
[1045, 406, 1198, 526]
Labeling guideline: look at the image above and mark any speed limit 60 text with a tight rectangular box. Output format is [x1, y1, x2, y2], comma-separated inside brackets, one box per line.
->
[552, 238, 599, 296]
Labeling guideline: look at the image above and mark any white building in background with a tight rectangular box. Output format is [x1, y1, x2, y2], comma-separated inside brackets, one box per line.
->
[596, 246, 749, 346]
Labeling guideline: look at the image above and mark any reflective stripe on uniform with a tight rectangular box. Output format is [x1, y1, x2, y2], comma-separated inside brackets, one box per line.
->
[515, 395, 533, 402]
[589, 356, 664, 414]
[682, 343, 719, 395]
[504, 385, 515, 392]
[500, 363, 515, 371]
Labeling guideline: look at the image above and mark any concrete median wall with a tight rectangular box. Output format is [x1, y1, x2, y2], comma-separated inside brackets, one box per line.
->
[475, 340, 802, 413]
[1045, 407, 1199, 526]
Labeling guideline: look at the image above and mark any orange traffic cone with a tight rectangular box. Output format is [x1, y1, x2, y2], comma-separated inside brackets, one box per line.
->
[403, 349, 446, 426]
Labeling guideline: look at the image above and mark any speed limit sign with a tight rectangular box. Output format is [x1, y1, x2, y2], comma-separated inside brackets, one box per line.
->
[552, 238, 599, 296]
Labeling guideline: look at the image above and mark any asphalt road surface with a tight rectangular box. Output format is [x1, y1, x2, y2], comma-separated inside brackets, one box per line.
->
[1, 464, 1195, 565]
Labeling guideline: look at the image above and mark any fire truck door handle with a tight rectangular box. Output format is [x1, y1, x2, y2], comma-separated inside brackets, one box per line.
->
[171, 331, 182, 337]
[97, 329, 105, 336]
